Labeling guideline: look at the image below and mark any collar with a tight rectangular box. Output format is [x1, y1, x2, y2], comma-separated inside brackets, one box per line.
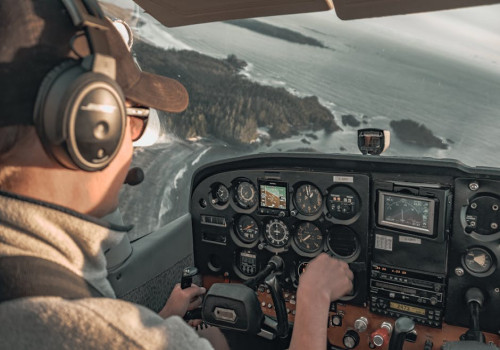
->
[0, 190, 130, 298]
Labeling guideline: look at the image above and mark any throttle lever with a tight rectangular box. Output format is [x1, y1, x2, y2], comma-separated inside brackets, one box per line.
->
[180, 266, 201, 321]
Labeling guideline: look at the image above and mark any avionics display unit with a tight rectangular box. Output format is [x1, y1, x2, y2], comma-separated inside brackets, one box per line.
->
[258, 180, 289, 216]
[378, 191, 437, 237]
[370, 181, 452, 328]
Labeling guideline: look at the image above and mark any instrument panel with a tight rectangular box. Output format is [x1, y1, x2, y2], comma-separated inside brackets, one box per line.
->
[190, 154, 500, 349]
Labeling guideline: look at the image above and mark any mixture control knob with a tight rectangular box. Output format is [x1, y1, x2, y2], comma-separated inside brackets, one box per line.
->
[371, 322, 393, 347]
[354, 317, 369, 333]
[343, 330, 360, 349]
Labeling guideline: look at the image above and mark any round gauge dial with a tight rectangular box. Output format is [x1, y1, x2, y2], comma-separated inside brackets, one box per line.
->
[235, 215, 260, 243]
[294, 184, 323, 216]
[463, 248, 494, 274]
[215, 184, 229, 204]
[265, 219, 290, 247]
[465, 196, 500, 235]
[235, 181, 257, 208]
[295, 222, 323, 253]
[297, 261, 309, 277]
[327, 186, 361, 221]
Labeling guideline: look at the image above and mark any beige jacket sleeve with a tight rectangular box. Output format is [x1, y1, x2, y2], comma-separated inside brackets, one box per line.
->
[0, 296, 214, 350]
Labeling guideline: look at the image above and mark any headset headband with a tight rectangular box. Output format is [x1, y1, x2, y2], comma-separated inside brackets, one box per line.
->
[61, 0, 116, 79]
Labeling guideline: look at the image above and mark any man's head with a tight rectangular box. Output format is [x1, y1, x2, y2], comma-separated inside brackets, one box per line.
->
[0, 0, 189, 216]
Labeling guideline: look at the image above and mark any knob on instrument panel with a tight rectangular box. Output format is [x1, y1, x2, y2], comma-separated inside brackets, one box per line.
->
[371, 322, 393, 347]
[354, 317, 368, 333]
[343, 330, 360, 349]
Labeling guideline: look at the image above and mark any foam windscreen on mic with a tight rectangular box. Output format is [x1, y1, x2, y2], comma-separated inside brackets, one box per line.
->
[124, 167, 144, 186]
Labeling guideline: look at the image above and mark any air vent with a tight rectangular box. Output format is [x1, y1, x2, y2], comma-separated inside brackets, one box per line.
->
[327, 226, 359, 258]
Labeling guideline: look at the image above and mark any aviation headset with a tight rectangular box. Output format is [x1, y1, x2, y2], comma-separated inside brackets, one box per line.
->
[34, 0, 126, 171]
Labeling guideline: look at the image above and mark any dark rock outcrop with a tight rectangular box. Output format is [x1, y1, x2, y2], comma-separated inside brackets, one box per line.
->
[390, 119, 448, 149]
[342, 114, 361, 127]
[133, 41, 340, 145]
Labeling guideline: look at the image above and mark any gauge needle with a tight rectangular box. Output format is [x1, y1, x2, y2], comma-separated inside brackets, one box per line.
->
[244, 224, 253, 230]
[474, 254, 486, 266]
[301, 234, 311, 242]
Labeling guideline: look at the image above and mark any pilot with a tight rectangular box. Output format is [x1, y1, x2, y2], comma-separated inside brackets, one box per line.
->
[0, 1, 353, 349]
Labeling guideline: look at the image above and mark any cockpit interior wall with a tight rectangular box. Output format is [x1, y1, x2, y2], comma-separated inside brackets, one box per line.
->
[190, 154, 500, 349]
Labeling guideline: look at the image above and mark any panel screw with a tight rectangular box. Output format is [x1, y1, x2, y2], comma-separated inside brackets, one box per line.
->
[455, 267, 465, 277]
[469, 182, 479, 191]
[471, 203, 478, 209]
[491, 223, 498, 230]
[494, 288, 500, 293]
[493, 204, 499, 211]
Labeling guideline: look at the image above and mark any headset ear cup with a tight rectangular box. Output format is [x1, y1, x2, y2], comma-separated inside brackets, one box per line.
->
[65, 72, 126, 171]
[34, 60, 126, 171]
[34, 60, 80, 148]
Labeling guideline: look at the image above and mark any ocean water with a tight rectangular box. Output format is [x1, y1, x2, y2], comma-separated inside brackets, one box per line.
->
[117, 2, 500, 236]
[147, 9, 500, 166]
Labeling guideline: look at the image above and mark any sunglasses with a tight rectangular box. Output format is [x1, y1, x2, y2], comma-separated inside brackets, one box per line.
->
[126, 106, 150, 141]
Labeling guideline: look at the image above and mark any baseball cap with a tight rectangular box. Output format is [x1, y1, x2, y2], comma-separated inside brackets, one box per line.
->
[0, 0, 189, 128]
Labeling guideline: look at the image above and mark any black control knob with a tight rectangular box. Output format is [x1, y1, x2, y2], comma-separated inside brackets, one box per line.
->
[343, 330, 360, 349]
[388, 317, 415, 350]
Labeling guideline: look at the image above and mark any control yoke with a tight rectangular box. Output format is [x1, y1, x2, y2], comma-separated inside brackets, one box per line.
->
[201, 256, 289, 340]
[461, 288, 486, 343]
[388, 317, 415, 350]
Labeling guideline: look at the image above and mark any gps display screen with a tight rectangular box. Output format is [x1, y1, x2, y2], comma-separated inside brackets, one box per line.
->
[259, 183, 287, 210]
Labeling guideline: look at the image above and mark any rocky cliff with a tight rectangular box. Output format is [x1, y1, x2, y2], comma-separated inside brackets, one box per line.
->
[133, 42, 340, 145]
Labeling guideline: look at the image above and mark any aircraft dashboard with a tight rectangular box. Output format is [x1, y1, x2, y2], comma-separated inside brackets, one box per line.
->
[189, 154, 500, 349]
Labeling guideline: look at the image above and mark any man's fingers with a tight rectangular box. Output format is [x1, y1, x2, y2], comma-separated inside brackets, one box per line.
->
[188, 296, 203, 310]
[188, 319, 203, 327]
[184, 285, 207, 300]
[345, 267, 354, 282]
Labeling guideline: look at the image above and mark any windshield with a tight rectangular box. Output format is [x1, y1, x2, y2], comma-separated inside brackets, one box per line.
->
[107, 1, 500, 238]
